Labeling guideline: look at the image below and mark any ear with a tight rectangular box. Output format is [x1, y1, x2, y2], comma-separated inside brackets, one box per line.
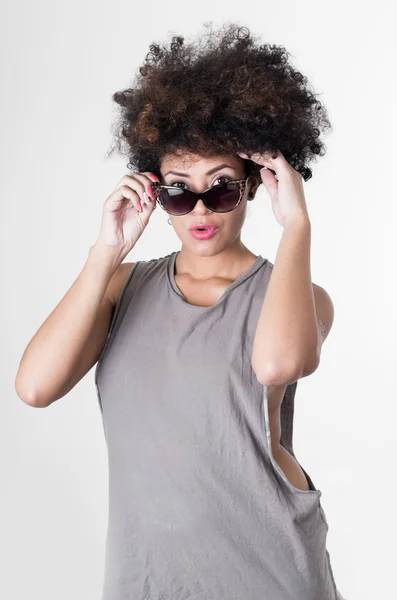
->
[247, 173, 262, 200]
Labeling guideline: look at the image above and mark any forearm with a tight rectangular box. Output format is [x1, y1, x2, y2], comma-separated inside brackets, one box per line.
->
[251, 215, 319, 385]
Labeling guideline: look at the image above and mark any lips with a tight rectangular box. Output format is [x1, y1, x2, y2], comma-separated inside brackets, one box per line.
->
[189, 226, 219, 240]
[190, 223, 218, 231]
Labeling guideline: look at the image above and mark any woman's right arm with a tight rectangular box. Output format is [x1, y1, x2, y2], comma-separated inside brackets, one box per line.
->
[14, 244, 132, 408]
[14, 168, 160, 408]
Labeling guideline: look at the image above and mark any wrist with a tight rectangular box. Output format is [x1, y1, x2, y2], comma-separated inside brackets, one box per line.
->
[88, 242, 126, 273]
[283, 211, 311, 229]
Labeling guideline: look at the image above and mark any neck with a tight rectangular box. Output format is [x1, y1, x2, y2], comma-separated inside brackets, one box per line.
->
[175, 241, 258, 281]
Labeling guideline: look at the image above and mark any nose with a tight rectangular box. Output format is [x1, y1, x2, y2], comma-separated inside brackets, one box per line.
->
[192, 197, 212, 213]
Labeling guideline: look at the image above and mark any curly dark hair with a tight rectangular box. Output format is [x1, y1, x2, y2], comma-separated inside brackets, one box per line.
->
[106, 21, 332, 183]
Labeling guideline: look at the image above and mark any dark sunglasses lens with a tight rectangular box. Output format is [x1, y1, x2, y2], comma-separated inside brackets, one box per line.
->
[158, 188, 195, 215]
[158, 182, 241, 215]
[205, 182, 241, 211]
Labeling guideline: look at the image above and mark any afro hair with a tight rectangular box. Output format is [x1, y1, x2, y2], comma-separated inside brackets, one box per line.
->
[106, 21, 332, 183]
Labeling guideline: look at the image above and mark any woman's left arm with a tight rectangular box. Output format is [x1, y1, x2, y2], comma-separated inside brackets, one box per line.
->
[237, 150, 334, 387]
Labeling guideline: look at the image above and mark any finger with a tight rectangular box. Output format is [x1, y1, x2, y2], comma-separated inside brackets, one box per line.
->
[115, 174, 153, 208]
[146, 172, 160, 183]
[261, 165, 278, 180]
[238, 150, 286, 174]
[260, 168, 279, 199]
[238, 153, 276, 180]
[256, 151, 289, 177]
[107, 185, 144, 214]
[132, 172, 158, 199]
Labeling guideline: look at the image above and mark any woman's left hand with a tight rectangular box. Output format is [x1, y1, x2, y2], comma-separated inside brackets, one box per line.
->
[237, 150, 309, 228]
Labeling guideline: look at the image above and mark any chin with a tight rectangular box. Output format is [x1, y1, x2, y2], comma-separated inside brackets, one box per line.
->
[186, 241, 232, 259]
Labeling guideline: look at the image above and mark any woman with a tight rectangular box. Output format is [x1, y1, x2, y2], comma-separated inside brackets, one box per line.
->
[15, 22, 347, 600]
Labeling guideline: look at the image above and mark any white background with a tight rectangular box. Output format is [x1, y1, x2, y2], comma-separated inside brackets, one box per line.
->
[2, 2, 396, 599]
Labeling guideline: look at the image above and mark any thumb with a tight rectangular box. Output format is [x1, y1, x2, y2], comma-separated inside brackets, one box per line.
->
[260, 166, 278, 201]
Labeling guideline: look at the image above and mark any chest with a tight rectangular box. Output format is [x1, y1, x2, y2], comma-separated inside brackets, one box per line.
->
[176, 272, 288, 432]
[174, 274, 235, 308]
[175, 272, 288, 417]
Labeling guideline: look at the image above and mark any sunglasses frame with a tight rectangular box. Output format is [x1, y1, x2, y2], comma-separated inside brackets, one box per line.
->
[150, 177, 251, 216]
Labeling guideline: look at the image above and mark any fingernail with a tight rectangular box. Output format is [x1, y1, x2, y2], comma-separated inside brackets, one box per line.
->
[137, 200, 143, 212]
[148, 185, 153, 196]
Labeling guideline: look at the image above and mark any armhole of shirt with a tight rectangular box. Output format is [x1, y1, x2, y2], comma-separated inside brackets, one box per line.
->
[94, 261, 140, 386]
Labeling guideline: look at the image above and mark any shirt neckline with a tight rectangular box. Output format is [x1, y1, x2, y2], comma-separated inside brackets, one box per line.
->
[167, 250, 267, 310]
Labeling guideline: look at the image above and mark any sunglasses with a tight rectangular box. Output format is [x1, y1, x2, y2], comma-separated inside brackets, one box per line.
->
[150, 177, 250, 216]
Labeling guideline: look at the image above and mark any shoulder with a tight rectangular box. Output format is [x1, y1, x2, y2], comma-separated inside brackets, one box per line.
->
[312, 283, 334, 343]
[108, 253, 173, 308]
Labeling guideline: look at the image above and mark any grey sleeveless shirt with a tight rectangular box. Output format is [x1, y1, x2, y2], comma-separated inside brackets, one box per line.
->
[95, 250, 344, 600]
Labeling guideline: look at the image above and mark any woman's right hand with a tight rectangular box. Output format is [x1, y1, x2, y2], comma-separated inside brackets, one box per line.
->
[94, 171, 159, 257]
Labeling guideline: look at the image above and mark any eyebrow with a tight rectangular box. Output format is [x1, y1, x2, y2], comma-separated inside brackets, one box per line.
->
[163, 163, 237, 178]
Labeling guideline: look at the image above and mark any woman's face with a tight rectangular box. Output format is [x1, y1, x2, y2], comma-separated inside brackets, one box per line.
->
[159, 152, 260, 257]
